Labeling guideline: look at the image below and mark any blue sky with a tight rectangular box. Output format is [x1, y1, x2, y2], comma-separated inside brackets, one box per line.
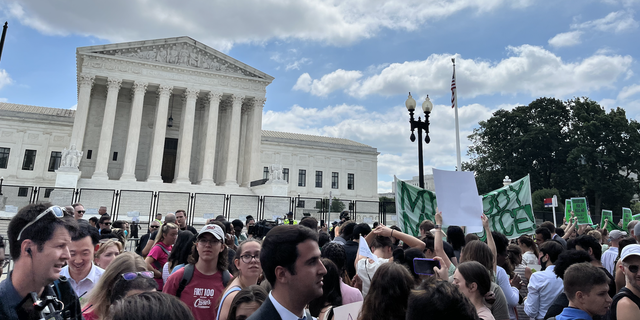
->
[0, 0, 639, 193]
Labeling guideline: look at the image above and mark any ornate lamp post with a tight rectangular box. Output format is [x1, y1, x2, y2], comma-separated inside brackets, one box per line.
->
[406, 93, 433, 189]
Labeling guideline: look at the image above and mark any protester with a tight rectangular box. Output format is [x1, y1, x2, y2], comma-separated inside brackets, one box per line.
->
[163, 223, 229, 320]
[574, 234, 617, 298]
[603, 230, 627, 275]
[300, 216, 319, 232]
[454, 261, 496, 320]
[89, 216, 99, 228]
[406, 277, 479, 320]
[109, 271, 157, 304]
[228, 285, 268, 320]
[233, 219, 247, 242]
[94, 239, 123, 269]
[518, 235, 539, 266]
[99, 215, 112, 235]
[358, 261, 414, 320]
[535, 227, 552, 245]
[355, 224, 425, 296]
[611, 244, 640, 320]
[59, 219, 104, 298]
[136, 220, 160, 256]
[333, 220, 355, 245]
[82, 252, 149, 320]
[447, 225, 466, 263]
[321, 242, 363, 304]
[491, 231, 521, 318]
[141, 213, 177, 256]
[106, 291, 195, 320]
[309, 258, 343, 320]
[542, 221, 567, 248]
[72, 203, 86, 220]
[524, 241, 564, 320]
[614, 237, 638, 293]
[247, 225, 326, 320]
[163, 230, 195, 283]
[145, 222, 178, 290]
[420, 219, 457, 264]
[628, 220, 639, 239]
[508, 244, 530, 320]
[344, 222, 371, 279]
[543, 249, 593, 319]
[0, 204, 78, 319]
[175, 209, 198, 235]
[555, 263, 612, 320]
[393, 247, 426, 284]
[217, 239, 262, 320]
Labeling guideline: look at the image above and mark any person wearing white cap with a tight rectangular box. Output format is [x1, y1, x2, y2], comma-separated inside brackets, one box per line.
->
[163, 222, 230, 320]
[602, 230, 628, 275]
[634, 222, 640, 243]
[611, 244, 640, 320]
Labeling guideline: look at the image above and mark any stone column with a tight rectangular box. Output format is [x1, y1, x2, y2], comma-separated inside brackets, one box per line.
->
[147, 85, 173, 182]
[70, 73, 95, 150]
[92, 78, 122, 180]
[199, 92, 222, 185]
[120, 81, 148, 181]
[174, 88, 199, 184]
[222, 94, 244, 187]
[249, 98, 266, 182]
[237, 106, 250, 185]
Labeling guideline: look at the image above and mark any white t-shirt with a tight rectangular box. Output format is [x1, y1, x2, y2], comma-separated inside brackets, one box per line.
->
[356, 257, 390, 297]
[522, 251, 538, 266]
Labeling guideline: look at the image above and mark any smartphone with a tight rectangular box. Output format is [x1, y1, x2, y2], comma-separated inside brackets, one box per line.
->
[413, 258, 440, 275]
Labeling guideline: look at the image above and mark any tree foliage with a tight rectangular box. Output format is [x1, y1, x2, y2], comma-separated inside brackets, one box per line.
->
[465, 97, 640, 216]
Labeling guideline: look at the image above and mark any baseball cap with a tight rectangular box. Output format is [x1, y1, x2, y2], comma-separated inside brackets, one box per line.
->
[609, 230, 627, 240]
[287, 211, 293, 216]
[620, 244, 640, 262]
[198, 224, 224, 240]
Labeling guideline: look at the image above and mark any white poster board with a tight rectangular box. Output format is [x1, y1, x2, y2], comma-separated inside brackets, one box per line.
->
[333, 301, 363, 320]
[433, 169, 483, 232]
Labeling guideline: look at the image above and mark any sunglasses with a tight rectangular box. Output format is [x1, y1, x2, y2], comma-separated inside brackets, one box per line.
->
[18, 206, 67, 240]
[103, 222, 112, 226]
[150, 225, 159, 229]
[76, 210, 86, 214]
[626, 264, 640, 273]
[121, 271, 154, 281]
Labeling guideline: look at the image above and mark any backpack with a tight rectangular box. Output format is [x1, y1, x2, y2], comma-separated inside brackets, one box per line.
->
[152, 244, 170, 270]
[176, 264, 231, 298]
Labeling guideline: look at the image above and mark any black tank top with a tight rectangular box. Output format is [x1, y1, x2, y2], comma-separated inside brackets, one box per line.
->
[611, 287, 640, 320]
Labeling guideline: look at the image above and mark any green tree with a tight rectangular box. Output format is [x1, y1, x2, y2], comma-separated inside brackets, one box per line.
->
[531, 188, 562, 212]
[315, 197, 346, 213]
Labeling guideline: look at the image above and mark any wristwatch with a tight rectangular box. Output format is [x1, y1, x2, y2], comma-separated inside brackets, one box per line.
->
[435, 224, 442, 229]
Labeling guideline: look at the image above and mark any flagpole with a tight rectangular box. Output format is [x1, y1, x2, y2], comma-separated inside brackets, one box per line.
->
[452, 58, 462, 171]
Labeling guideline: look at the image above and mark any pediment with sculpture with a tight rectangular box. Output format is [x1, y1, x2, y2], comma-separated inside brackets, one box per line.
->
[89, 42, 264, 79]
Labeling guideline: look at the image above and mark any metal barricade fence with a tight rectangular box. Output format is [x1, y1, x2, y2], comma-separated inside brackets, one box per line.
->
[191, 193, 226, 229]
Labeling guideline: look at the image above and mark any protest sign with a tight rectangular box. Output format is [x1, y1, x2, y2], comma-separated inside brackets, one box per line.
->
[570, 198, 591, 224]
[622, 208, 633, 230]
[333, 301, 363, 320]
[395, 175, 534, 240]
[433, 169, 483, 231]
[633, 213, 640, 221]
[564, 199, 573, 222]
[601, 210, 615, 231]
[358, 236, 378, 263]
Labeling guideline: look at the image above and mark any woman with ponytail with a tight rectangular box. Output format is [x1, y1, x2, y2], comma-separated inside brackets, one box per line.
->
[454, 261, 496, 320]
[144, 222, 178, 290]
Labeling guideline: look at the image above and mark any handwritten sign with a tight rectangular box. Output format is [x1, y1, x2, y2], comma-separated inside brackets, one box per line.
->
[570, 198, 590, 224]
[622, 208, 633, 230]
[564, 199, 573, 221]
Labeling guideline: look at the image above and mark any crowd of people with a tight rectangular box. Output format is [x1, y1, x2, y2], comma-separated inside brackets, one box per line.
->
[1, 203, 640, 320]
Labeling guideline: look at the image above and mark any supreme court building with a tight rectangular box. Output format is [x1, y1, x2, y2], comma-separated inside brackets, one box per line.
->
[0, 37, 379, 204]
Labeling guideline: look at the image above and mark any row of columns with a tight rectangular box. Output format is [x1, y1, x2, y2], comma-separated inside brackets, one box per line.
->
[70, 73, 265, 186]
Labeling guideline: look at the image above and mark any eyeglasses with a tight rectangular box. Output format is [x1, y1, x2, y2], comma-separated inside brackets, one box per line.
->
[18, 206, 68, 240]
[121, 271, 154, 281]
[103, 222, 112, 226]
[198, 238, 220, 246]
[150, 225, 159, 229]
[625, 264, 640, 273]
[240, 254, 260, 264]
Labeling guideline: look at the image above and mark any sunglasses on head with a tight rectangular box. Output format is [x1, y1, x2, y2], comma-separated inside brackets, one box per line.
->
[121, 271, 154, 281]
[18, 206, 68, 240]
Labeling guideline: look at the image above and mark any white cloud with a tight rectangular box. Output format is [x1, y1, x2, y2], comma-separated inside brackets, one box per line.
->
[0, 69, 13, 90]
[572, 11, 639, 33]
[618, 84, 640, 100]
[293, 70, 363, 97]
[285, 58, 310, 71]
[69, 104, 77, 110]
[262, 101, 502, 192]
[548, 31, 583, 47]
[0, 98, 7, 103]
[4, 0, 533, 50]
[295, 46, 632, 99]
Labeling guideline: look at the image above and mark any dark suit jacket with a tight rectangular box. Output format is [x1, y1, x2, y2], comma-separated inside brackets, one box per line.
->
[247, 297, 282, 320]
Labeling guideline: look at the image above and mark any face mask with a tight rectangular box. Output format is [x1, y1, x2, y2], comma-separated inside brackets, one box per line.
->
[540, 254, 547, 270]
[124, 230, 129, 237]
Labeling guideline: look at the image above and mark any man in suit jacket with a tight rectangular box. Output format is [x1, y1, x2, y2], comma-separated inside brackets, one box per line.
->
[248, 225, 327, 320]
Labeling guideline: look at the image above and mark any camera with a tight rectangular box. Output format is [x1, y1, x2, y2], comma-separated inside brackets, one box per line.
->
[16, 276, 82, 320]
[247, 220, 278, 239]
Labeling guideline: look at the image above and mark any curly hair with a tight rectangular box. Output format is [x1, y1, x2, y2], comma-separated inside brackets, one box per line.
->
[358, 262, 414, 320]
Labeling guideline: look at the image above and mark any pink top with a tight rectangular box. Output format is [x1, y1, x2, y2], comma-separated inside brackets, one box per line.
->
[148, 241, 172, 290]
[339, 279, 363, 304]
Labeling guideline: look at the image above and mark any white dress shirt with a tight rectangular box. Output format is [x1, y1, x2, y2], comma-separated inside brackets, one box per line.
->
[522, 251, 538, 266]
[60, 263, 105, 298]
[601, 246, 618, 275]
[269, 291, 308, 320]
[524, 265, 563, 320]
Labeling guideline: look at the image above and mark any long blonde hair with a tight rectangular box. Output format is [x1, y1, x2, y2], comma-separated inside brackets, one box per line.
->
[153, 222, 178, 245]
[83, 252, 147, 319]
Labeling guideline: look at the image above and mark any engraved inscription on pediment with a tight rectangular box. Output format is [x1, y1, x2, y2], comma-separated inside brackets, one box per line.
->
[93, 43, 262, 79]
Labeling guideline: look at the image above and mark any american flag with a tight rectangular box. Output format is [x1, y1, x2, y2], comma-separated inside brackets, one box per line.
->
[451, 66, 456, 109]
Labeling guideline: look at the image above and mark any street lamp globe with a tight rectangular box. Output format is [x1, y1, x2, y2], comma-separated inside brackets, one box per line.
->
[422, 95, 433, 113]
[405, 92, 417, 111]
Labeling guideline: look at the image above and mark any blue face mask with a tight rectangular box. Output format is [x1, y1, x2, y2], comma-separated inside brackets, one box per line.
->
[125, 230, 129, 237]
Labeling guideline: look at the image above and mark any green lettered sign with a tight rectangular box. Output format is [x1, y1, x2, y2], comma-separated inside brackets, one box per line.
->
[601, 210, 614, 231]
[622, 208, 633, 230]
[633, 214, 640, 221]
[565, 199, 573, 222]
[570, 198, 590, 224]
[395, 175, 535, 240]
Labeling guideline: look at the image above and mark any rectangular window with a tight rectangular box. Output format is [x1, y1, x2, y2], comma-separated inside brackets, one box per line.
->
[332, 172, 339, 189]
[298, 169, 306, 187]
[22, 149, 37, 170]
[297, 200, 305, 208]
[87, 150, 92, 159]
[263, 166, 269, 180]
[315, 171, 323, 188]
[112, 152, 118, 161]
[44, 188, 54, 198]
[18, 187, 29, 197]
[0, 147, 10, 169]
[283, 168, 289, 182]
[348, 173, 355, 190]
[48, 151, 62, 172]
